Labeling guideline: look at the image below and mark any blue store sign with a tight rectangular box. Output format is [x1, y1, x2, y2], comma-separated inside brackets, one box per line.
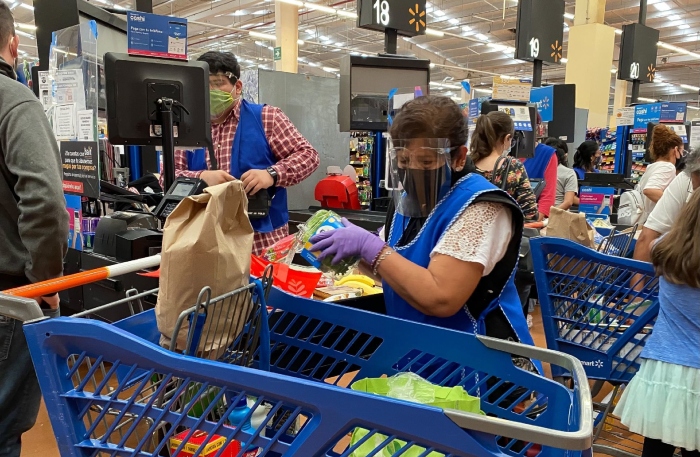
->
[530, 86, 554, 122]
[127, 11, 188, 60]
[633, 103, 662, 131]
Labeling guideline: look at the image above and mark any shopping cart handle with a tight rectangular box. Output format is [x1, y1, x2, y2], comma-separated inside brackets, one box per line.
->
[0, 293, 45, 322]
[443, 336, 593, 451]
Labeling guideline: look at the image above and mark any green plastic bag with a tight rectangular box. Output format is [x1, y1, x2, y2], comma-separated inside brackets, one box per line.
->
[348, 373, 482, 457]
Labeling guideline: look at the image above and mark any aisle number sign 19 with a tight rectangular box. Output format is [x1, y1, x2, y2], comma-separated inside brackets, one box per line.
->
[514, 0, 565, 64]
[358, 0, 427, 37]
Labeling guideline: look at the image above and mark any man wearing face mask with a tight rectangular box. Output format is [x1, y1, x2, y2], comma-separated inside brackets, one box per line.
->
[0, 4, 69, 455]
[174, 51, 320, 255]
[308, 96, 539, 369]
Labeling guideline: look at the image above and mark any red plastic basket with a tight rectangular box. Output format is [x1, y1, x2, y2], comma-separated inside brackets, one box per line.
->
[251, 255, 321, 298]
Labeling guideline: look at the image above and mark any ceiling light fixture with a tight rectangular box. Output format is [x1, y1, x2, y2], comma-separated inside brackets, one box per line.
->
[297, 39, 304, 45]
[653, 2, 670, 11]
[639, 97, 657, 102]
[681, 84, 700, 91]
[448, 18, 459, 25]
[18, 3, 33, 10]
[425, 28, 445, 37]
[15, 22, 36, 30]
[563, 12, 575, 19]
[475, 33, 489, 41]
[249, 31, 276, 40]
[15, 30, 34, 39]
[679, 24, 690, 29]
[669, 14, 681, 20]
[615, 29, 623, 35]
[305, 3, 336, 14]
[560, 57, 568, 63]
[322, 66, 339, 72]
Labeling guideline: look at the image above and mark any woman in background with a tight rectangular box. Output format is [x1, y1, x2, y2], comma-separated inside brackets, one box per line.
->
[573, 140, 599, 179]
[470, 111, 538, 221]
[614, 189, 700, 457]
[545, 138, 579, 210]
[637, 124, 684, 226]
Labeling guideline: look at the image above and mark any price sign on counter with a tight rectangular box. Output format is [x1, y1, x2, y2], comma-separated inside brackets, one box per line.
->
[358, 0, 427, 37]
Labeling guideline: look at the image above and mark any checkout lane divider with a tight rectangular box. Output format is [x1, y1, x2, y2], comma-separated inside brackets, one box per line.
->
[3, 255, 162, 298]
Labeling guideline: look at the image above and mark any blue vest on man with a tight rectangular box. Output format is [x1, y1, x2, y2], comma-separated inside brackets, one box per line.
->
[187, 100, 288, 233]
[384, 174, 538, 362]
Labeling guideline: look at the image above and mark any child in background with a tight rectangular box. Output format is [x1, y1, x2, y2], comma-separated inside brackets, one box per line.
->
[614, 190, 700, 457]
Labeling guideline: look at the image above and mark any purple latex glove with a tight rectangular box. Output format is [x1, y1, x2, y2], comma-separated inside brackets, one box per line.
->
[309, 217, 386, 265]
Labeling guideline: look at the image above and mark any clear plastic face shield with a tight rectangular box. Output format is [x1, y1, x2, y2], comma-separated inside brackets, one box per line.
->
[389, 138, 453, 218]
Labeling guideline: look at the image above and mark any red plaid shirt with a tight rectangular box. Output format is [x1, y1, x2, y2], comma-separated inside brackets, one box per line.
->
[174, 101, 320, 254]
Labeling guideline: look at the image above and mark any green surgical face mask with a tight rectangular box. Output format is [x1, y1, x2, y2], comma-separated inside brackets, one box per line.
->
[210, 88, 235, 118]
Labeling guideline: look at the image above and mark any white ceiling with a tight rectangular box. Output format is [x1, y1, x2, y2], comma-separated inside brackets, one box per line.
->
[8, 0, 700, 109]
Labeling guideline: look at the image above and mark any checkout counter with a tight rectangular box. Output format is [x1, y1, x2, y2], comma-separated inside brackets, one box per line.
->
[63, 203, 390, 320]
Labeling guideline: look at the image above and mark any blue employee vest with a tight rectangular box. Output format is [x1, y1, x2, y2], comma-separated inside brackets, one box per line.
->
[384, 174, 538, 358]
[384, 173, 542, 372]
[524, 143, 556, 179]
[187, 100, 288, 233]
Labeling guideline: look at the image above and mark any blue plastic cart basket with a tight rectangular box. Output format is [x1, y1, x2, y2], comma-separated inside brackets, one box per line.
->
[3, 277, 593, 457]
[531, 237, 659, 456]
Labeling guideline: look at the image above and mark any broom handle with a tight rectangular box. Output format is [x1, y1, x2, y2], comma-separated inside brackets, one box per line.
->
[4, 255, 161, 298]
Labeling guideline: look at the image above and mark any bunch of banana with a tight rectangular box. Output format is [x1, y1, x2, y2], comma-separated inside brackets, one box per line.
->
[335, 275, 382, 296]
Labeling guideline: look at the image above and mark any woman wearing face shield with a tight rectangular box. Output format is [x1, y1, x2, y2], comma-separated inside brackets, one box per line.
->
[310, 96, 538, 363]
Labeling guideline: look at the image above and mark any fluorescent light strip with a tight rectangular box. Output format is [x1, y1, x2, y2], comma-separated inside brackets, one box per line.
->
[563, 12, 574, 19]
[15, 30, 34, 39]
[425, 28, 444, 37]
[276, 0, 357, 18]
[15, 22, 36, 30]
[249, 31, 276, 40]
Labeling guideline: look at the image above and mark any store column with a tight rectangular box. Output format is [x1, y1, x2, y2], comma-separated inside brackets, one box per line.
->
[564, 0, 616, 128]
[274, 1, 299, 73]
[609, 79, 628, 128]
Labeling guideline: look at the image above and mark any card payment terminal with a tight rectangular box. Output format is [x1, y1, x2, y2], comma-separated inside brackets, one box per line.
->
[154, 176, 208, 220]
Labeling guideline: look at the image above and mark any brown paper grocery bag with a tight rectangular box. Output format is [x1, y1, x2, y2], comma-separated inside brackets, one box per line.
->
[156, 181, 254, 353]
[546, 207, 596, 277]
[547, 207, 596, 248]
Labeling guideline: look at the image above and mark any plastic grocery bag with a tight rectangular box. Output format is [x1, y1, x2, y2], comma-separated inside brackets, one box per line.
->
[349, 373, 482, 457]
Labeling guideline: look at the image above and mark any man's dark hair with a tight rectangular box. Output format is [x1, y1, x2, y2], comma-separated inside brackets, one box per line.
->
[197, 51, 241, 82]
[0, 2, 15, 49]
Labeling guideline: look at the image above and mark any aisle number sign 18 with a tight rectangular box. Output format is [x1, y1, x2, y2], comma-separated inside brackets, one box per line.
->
[358, 0, 427, 37]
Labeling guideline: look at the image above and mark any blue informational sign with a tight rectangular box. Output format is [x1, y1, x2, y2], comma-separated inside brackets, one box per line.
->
[127, 11, 187, 60]
[579, 186, 615, 216]
[468, 98, 479, 119]
[633, 103, 662, 131]
[530, 86, 554, 122]
[660, 102, 687, 123]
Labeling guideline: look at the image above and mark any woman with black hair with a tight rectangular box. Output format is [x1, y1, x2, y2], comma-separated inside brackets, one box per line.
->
[573, 140, 599, 179]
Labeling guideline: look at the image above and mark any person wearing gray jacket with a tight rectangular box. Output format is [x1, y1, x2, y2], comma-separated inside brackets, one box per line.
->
[0, 3, 68, 455]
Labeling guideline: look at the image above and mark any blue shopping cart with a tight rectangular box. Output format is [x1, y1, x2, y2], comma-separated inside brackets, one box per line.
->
[531, 237, 659, 457]
[3, 275, 593, 457]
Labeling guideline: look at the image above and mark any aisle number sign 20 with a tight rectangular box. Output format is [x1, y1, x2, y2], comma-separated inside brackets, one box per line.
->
[358, 0, 427, 37]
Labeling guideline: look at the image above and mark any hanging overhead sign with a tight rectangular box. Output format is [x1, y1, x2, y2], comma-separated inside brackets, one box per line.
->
[514, 0, 565, 64]
[358, 0, 427, 37]
[127, 11, 188, 60]
[618, 23, 659, 83]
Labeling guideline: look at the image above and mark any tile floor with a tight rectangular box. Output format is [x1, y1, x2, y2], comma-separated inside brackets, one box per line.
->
[20, 309, 630, 457]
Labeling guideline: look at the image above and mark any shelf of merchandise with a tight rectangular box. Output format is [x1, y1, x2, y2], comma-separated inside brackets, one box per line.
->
[349, 131, 374, 208]
[598, 133, 617, 174]
[628, 132, 648, 185]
